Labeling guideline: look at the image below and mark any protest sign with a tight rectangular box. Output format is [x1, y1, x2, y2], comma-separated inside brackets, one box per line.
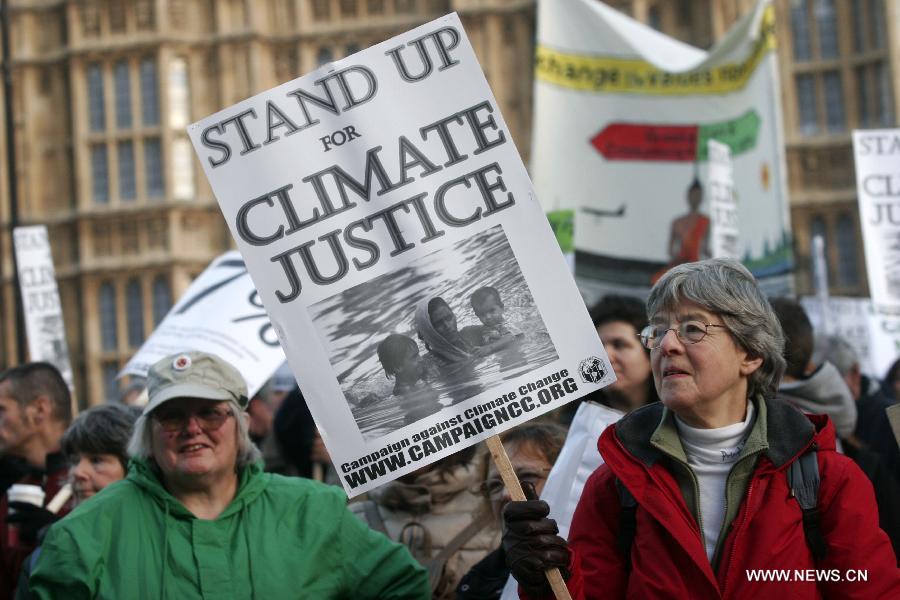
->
[866, 312, 900, 379]
[13, 226, 74, 389]
[801, 294, 900, 379]
[851, 128, 900, 379]
[188, 13, 613, 497]
[532, 0, 792, 292]
[120, 251, 286, 396]
[853, 129, 900, 313]
[708, 140, 739, 259]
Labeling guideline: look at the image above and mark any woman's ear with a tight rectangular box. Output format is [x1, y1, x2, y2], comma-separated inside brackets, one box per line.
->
[739, 354, 764, 377]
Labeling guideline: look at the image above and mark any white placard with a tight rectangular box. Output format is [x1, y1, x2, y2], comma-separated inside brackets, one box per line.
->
[120, 251, 287, 396]
[852, 129, 900, 313]
[187, 14, 613, 496]
[13, 226, 74, 389]
[708, 139, 739, 259]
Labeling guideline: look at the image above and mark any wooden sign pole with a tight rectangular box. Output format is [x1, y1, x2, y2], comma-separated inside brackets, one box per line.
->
[485, 435, 572, 600]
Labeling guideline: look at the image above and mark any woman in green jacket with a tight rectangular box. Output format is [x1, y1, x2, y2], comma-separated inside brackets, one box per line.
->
[29, 351, 428, 599]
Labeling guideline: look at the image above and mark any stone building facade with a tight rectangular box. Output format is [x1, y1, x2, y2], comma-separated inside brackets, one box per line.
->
[0, 0, 535, 406]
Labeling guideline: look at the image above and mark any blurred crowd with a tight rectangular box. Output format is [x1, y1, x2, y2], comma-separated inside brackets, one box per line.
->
[0, 258, 897, 598]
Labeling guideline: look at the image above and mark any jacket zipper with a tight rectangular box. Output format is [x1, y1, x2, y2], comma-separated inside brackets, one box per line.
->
[721, 474, 754, 598]
[713, 449, 762, 570]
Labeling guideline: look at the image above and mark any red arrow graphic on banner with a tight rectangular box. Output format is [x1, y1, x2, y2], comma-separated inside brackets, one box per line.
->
[590, 123, 699, 162]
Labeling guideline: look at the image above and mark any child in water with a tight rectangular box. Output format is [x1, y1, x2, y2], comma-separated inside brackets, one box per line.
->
[461, 286, 523, 351]
[377, 333, 443, 425]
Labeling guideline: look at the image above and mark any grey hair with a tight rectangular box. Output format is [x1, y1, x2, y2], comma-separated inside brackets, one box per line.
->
[127, 399, 262, 469]
[823, 336, 859, 377]
[63, 404, 141, 471]
[647, 258, 786, 399]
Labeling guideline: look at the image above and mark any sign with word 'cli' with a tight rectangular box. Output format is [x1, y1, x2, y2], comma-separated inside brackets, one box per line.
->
[13, 226, 74, 389]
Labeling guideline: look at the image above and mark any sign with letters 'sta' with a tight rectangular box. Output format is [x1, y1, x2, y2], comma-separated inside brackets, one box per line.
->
[13, 225, 74, 390]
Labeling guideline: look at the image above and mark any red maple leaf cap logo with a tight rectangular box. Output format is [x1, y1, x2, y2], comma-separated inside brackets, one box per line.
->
[172, 355, 192, 371]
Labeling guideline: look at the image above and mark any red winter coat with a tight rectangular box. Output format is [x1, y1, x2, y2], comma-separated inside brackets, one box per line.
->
[552, 399, 899, 599]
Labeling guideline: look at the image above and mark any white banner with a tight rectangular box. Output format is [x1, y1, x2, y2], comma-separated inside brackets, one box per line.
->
[188, 14, 613, 496]
[708, 139, 739, 259]
[120, 251, 286, 396]
[13, 226, 74, 389]
[852, 129, 900, 313]
[532, 0, 791, 290]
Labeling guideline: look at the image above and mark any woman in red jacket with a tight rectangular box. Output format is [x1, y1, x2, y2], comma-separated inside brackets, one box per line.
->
[503, 258, 899, 599]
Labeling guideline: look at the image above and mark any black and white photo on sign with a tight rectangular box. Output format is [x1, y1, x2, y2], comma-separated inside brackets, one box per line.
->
[309, 225, 558, 440]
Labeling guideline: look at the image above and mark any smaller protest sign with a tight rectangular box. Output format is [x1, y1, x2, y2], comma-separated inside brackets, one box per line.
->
[120, 251, 286, 396]
[13, 226, 73, 389]
[801, 296, 874, 376]
[801, 294, 900, 379]
[867, 311, 900, 379]
[708, 139, 739, 260]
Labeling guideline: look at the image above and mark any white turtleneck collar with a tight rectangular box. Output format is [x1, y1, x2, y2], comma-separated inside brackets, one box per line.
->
[673, 401, 756, 562]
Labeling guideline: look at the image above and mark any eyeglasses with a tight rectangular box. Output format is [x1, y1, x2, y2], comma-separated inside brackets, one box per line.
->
[153, 406, 233, 433]
[638, 321, 728, 350]
[479, 468, 552, 497]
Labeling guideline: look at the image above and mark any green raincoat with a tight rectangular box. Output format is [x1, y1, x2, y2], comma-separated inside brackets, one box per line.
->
[29, 459, 428, 599]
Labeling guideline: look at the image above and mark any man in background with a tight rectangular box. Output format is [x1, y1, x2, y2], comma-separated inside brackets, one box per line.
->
[0, 362, 73, 600]
[824, 336, 900, 559]
[770, 298, 857, 446]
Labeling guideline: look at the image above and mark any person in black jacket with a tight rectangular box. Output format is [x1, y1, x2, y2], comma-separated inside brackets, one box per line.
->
[824, 335, 900, 560]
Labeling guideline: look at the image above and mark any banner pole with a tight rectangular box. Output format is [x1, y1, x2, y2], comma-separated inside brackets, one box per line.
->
[485, 435, 572, 600]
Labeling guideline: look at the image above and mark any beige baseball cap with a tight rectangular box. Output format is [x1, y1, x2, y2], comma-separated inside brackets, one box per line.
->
[143, 351, 249, 415]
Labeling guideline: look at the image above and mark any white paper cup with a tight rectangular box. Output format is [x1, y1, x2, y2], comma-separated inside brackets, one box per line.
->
[7, 484, 45, 508]
[6, 483, 45, 547]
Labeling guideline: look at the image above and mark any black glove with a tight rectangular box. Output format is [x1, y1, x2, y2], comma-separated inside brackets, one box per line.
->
[502, 500, 570, 597]
[6, 502, 56, 545]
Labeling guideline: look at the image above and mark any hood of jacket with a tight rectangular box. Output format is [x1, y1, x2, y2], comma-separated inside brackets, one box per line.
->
[127, 457, 269, 519]
[777, 361, 857, 438]
[600, 396, 836, 490]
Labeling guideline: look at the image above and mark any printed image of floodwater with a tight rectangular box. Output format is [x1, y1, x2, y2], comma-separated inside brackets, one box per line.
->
[309, 225, 559, 441]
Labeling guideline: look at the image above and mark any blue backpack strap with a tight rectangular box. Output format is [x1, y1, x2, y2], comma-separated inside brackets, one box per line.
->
[615, 478, 637, 572]
[788, 446, 827, 561]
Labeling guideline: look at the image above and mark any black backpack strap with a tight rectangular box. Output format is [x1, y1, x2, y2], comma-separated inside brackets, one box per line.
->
[615, 478, 637, 572]
[788, 447, 827, 561]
